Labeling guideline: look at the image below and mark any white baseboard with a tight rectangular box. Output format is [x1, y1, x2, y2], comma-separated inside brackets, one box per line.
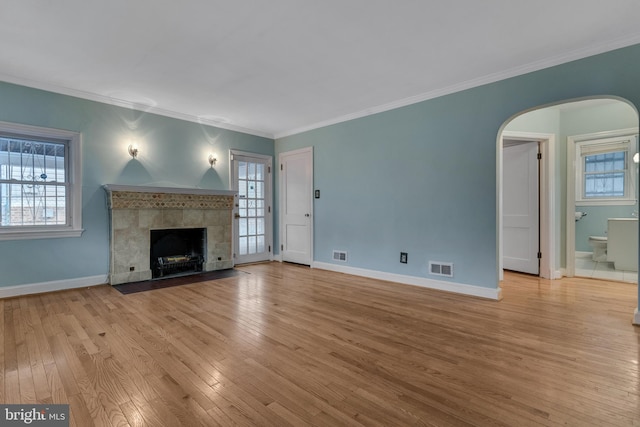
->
[312, 262, 502, 300]
[634, 308, 640, 326]
[0, 275, 108, 299]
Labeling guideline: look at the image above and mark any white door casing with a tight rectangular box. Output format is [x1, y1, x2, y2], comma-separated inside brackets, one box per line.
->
[503, 141, 540, 275]
[231, 150, 272, 264]
[279, 147, 313, 265]
[499, 131, 555, 281]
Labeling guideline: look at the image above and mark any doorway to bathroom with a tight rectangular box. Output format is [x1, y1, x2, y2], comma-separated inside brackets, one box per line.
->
[499, 97, 638, 284]
[499, 130, 554, 280]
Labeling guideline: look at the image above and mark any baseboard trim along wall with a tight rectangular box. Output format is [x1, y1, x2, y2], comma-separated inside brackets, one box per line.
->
[313, 262, 503, 300]
[2, 263, 504, 300]
[0, 275, 108, 299]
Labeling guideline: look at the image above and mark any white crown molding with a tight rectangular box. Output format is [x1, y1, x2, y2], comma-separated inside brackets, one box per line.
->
[313, 261, 502, 300]
[275, 34, 640, 139]
[0, 73, 274, 139]
[0, 275, 108, 299]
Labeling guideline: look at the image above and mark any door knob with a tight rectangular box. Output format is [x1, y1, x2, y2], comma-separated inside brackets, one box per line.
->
[234, 213, 241, 219]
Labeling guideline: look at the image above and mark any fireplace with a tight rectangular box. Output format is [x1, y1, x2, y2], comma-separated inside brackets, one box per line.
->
[104, 184, 235, 285]
[150, 228, 206, 278]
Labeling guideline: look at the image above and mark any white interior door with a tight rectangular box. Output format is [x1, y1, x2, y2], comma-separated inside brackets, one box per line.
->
[279, 147, 313, 265]
[503, 141, 539, 275]
[232, 151, 272, 264]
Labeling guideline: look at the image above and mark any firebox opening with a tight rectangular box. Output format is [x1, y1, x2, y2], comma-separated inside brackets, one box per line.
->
[150, 228, 206, 279]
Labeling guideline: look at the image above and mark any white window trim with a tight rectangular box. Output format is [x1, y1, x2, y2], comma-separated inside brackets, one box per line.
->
[0, 121, 83, 240]
[575, 132, 638, 207]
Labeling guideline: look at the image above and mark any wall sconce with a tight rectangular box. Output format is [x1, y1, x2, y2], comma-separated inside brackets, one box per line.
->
[208, 153, 217, 168]
[128, 143, 139, 159]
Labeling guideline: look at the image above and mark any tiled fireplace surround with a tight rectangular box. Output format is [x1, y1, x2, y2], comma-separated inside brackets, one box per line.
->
[104, 185, 235, 285]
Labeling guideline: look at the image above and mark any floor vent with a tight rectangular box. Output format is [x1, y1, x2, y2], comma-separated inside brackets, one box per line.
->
[333, 250, 348, 262]
[429, 261, 454, 277]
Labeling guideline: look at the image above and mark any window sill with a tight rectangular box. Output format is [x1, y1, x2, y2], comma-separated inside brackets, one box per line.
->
[0, 228, 84, 241]
[576, 199, 637, 207]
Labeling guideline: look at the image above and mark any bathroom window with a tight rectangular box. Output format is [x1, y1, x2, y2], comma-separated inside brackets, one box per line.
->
[0, 121, 83, 240]
[576, 135, 637, 206]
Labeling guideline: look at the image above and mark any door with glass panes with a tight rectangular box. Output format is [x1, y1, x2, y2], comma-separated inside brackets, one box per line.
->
[231, 151, 272, 264]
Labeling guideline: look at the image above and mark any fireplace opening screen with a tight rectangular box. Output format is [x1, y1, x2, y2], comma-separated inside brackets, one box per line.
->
[150, 228, 206, 279]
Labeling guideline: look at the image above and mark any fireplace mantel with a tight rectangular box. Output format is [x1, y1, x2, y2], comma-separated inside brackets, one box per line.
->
[103, 184, 235, 197]
[104, 184, 235, 285]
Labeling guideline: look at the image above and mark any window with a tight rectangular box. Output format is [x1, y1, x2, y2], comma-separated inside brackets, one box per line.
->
[576, 134, 637, 206]
[0, 121, 82, 240]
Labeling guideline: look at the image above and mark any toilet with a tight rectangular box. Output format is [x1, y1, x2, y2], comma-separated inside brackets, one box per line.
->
[588, 236, 608, 262]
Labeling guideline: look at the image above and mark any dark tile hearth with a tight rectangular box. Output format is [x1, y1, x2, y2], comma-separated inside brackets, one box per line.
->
[113, 268, 244, 294]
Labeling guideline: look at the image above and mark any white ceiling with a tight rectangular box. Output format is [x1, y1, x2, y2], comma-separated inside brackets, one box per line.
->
[1, 1, 640, 139]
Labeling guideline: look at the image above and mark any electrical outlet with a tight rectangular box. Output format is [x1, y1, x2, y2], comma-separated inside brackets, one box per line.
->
[400, 252, 408, 264]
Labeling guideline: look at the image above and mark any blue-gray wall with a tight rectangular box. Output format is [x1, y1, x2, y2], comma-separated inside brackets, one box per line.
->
[0, 82, 273, 287]
[275, 44, 640, 300]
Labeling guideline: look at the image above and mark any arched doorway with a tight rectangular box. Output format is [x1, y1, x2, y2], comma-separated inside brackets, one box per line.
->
[498, 97, 639, 286]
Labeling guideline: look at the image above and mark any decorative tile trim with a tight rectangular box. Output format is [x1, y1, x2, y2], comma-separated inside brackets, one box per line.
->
[107, 191, 234, 210]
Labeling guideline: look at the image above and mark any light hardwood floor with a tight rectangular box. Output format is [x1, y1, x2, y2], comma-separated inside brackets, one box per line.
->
[1, 262, 639, 426]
